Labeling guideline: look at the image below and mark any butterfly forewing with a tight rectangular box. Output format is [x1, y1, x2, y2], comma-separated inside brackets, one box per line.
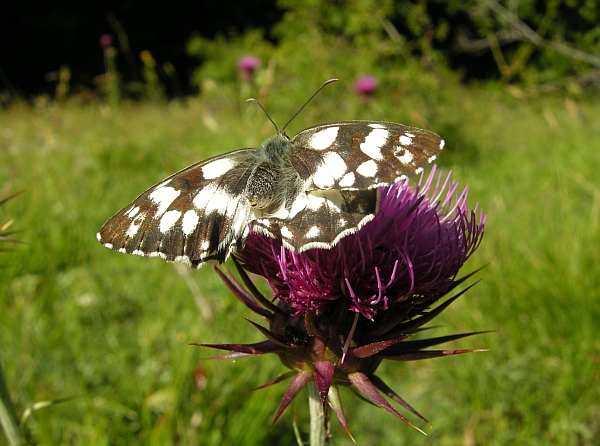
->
[98, 149, 258, 267]
[291, 121, 443, 191]
[98, 117, 444, 269]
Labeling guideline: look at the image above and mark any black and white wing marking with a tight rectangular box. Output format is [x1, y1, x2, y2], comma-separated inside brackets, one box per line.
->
[251, 121, 444, 251]
[97, 149, 258, 268]
[293, 121, 443, 190]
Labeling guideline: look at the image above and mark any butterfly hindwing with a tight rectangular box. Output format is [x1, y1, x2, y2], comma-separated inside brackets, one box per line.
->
[251, 189, 378, 251]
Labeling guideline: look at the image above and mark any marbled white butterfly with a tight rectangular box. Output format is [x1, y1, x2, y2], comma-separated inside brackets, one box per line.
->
[97, 80, 444, 269]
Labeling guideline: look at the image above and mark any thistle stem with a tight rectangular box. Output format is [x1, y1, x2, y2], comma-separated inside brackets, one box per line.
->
[308, 381, 328, 446]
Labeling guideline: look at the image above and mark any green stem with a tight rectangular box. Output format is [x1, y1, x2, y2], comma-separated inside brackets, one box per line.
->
[308, 381, 328, 446]
[0, 360, 22, 446]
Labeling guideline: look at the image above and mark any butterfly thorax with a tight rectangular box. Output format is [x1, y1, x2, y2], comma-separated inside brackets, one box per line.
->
[244, 133, 299, 217]
[260, 133, 293, 164]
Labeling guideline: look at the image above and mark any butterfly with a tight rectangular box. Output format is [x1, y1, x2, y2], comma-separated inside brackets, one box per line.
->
[97, 83, 444, 269]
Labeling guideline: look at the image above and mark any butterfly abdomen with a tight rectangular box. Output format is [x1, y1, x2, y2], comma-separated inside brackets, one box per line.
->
[245, 162, 280, 208]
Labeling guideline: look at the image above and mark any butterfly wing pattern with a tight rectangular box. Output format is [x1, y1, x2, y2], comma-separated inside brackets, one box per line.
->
[97, 120, 444, 269]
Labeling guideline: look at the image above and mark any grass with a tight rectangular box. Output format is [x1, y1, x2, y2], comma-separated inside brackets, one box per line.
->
[1, 84, 599, 445]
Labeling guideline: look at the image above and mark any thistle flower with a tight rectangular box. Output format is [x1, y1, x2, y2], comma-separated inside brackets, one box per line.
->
[199, 167, 486, 436]
[99, 34, 119, 108]
[237, 55, 260, 79]
[99, 34, 113, 48]
[354, 76, 377, 96]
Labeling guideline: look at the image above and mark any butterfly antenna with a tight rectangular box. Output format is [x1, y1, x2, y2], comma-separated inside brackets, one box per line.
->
[280, 78, 339, 134]
[246, 98, 280, 134]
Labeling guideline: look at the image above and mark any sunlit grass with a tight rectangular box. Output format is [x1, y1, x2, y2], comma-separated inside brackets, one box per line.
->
[1, 87, 599, 445]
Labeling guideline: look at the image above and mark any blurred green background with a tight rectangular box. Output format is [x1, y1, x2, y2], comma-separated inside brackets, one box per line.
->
[1, 1, 600, 445]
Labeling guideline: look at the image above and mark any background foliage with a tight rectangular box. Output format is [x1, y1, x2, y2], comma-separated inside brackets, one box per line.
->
[187, 0, 600, 95]
[2, 0, 600, 444]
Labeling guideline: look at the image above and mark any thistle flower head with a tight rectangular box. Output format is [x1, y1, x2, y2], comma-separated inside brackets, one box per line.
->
[200, 167, 487, 434]
[99, 34, 113, 48]
[237, 55, 260, 79]
[354, 76, 377, 96]
[242, 167, 484, 319]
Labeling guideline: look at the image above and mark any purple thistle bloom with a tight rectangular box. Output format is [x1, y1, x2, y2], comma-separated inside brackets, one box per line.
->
[237, 55, 260, 79]
[99, 34, 113, 48]
[200, 167, 487, 434]
[241, 166, 484, 319]
[354, 76, 377, 96]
